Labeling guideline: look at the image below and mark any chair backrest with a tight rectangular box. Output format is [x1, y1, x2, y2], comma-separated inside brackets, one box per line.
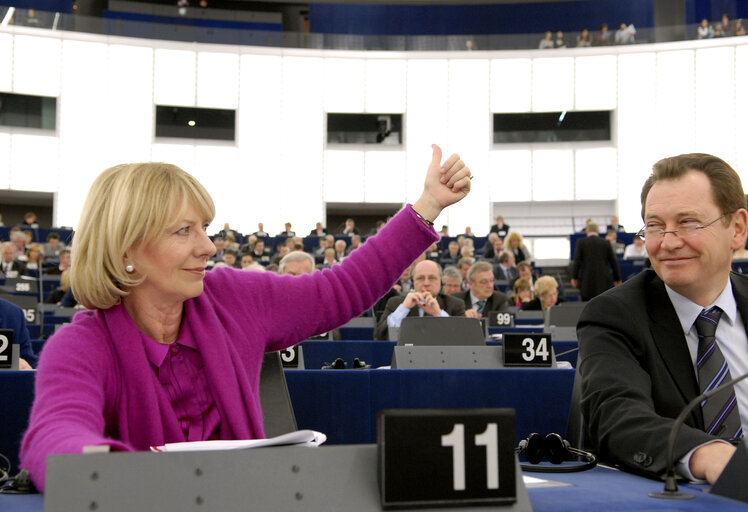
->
[544, 301, 588, 328]
[259, 351, 297, 437]
[398, 317, 484, 346]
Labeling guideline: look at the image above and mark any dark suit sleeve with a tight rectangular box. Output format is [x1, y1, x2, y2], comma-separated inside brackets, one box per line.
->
[572, 239, 583, 280]
[374, 296, 404, 340]
[578, 292, 715, 477]
[443, 295, 466, 317]
[606, 243, 621, 281]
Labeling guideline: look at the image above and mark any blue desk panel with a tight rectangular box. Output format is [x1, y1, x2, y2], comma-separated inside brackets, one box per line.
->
[286, 368, 574, 445]
[0, 372, 35, 474]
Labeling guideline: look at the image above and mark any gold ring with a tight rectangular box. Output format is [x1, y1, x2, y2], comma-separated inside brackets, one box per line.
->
[468, 173, 474, 180]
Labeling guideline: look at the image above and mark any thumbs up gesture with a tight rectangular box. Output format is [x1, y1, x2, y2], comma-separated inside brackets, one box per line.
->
[412, 144, 472, 224]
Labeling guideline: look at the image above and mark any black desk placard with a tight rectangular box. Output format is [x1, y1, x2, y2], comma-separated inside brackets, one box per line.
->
[280, 344, 305, 369]
[378, 409, 520, 509]
[503, 333, 553, 367]
[0, 328, 17, 370]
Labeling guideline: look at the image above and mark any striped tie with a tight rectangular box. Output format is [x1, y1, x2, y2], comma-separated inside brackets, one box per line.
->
[694, 306, 743, 439]
[476, 300, 486, 314]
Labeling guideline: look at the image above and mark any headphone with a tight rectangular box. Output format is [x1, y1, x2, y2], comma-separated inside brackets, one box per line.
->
[516, 433, 596, 473]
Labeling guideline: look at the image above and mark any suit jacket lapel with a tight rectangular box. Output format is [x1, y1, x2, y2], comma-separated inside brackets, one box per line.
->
[646, 274, 702, 424]
[731, 273, 748, 333]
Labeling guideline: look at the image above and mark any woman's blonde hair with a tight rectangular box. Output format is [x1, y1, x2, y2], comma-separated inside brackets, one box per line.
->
[534, 275, 558, 298]
[505, 232, 523, 247]
[70, 163, 215, 309]
[512, 278, 534, 303]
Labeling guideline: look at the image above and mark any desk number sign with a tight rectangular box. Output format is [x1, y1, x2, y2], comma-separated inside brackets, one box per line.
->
[489, 311, 515, 327]
[378, 409, 516, 509]
[0, 329, 14, 369]
[279, 344, 301, 368]
[502, 333, 553, 367]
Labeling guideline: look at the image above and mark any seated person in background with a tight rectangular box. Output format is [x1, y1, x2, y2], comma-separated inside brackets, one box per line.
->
[520, 275, 565, 311]
[439, 225, 449, 237]
[439, 240, 460, 266]
[594, 23, 612, 45]
[24, 243, 44, 274]
[222, 249, 239, 269]
[481, 233, 500, 260]
[393, 263, 414, 294]
[345, 235, 363, 255]
[223, 233, 240, 252]
[375, 259, 466, 340]
[505, 232, 533, 264]
[538, 30, 554, 49]
[553, 29, 568, 48]
[605, 229, 626, 256]
[210, 237, 226, 264]
[339, 218, 360, 236]
[489, 215, 510, 238]
[23, 211, 39, 229]
[513, 261, 538, 291]
[458, 226, 476, 238]
[216, 222, 241, 241]
[697, 18, 714, 39]
[577, 27, 592, 47]
[11, 230, 27, 259]
[368, 220, 385, 236]
[578, 153, 748, 485]
[457, 258, 472, 285]
[606, 215, 625, 233]
[1, 241, 26, 277]
[239, 253, 255, 270]
[42, 232, 65, 259]
[334, 239, 347, 262]
[21, 145, 473, 491]
[494, 250, 518, 282]
[0, 297, 37, 369]
[442, 266, 464, 295]
[512, 278, 534, 307]
[251, 239, 271, 263]
[272, 244, 290, 266]
[424, 242, 441, 262]
[623, 236, 648, 260]
[278, 222, 295, 237]
[309, 222, 327, 237]
[452, 261, 510, 318]
[251, 222, 268, 237]
[313, 235, 331, 263]
[615, 22, 636, 44]
[317, 247, 337, 269]
[459, 245, 475, 264]
[46, 269, 71, 303]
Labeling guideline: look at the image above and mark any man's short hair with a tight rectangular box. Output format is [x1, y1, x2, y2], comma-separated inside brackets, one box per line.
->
[46, 232, 60, 241]
[278, 251, 315, 274]
[641, 153, 747, 221]
[442, 266, 462, 282]
[467, 261, 494, 282]
[517, 261, 532, 272]
[586, 222, 599, 233]
[498, 251, 511, 264]
[458, 257, 473, 268]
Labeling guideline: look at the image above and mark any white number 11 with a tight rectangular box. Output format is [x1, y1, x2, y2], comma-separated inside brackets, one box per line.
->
[441, 423, 499, 491]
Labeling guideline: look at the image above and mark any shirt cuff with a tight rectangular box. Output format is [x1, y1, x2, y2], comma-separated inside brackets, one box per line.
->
[677, 439, 733, 482]
[387, 304, 411, 328]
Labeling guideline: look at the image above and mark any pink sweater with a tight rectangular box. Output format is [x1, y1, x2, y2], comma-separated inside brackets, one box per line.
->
[21, 205, 438, 491]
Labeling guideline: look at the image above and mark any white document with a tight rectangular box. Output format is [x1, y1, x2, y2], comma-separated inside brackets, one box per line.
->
[150, 429, 327, 452]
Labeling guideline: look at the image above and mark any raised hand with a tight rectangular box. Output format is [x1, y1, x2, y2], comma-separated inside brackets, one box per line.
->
[412, 144, 472, 223]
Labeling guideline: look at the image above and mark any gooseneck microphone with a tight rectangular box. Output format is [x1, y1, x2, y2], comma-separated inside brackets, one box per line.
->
[649, 370, 748, 500]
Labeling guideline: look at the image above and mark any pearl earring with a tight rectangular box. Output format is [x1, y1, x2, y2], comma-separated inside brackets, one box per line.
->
[125, 264, 134, 273]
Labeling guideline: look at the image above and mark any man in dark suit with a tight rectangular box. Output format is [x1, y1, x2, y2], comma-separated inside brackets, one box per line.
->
[374, 259, 466, 340]
[571, 223, 621, 301]
[489, 215, 510, 238]
[578, 153, 748, 485]
[1, 242, 27, 278]
[452, 261, 510, 318]
[494, 251, 518, 282]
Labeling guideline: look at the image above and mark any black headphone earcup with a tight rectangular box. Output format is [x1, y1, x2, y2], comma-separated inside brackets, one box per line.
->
[523, 433, 544, 464]
[543, 433, 569, 464]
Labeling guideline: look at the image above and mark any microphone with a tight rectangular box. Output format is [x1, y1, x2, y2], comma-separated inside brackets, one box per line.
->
[649, 370, 748, 499]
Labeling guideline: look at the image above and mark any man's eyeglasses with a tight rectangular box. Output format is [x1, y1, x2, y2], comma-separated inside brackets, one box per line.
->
[636, 213, 729, 241]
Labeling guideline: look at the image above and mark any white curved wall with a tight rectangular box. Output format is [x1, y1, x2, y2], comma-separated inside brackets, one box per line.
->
[1, 25, 747, 239]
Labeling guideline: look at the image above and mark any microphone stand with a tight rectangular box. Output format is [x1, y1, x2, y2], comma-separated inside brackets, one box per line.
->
[650, 371, 748, 499]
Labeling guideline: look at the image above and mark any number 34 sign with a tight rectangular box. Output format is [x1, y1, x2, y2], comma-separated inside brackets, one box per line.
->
[378, 409, 517, 508]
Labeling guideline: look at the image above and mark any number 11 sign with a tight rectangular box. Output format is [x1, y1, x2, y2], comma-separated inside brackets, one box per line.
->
[378, 409, 516, 508]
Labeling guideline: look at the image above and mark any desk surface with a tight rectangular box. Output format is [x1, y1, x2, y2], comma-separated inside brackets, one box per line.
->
[1, 463, 745, 511]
